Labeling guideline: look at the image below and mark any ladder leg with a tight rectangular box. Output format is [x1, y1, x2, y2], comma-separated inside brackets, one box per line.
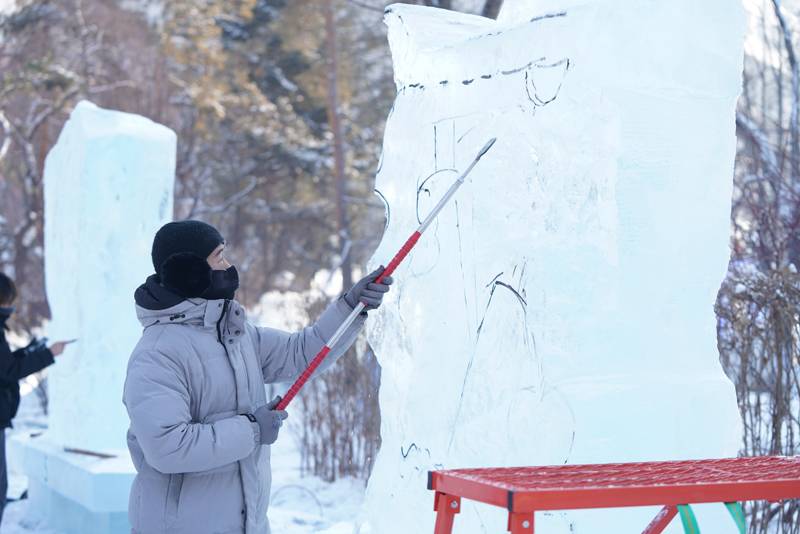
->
[643, 506, 678, 534]
[724, 502, 746, 534]
[433, 492, 460, 534]
[508, 512, 534, 533]
[677, 505, 700, 534]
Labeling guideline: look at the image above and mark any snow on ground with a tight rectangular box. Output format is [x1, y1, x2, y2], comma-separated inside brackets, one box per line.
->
[267, 436, 369, 534]
[3, 382, 368, 534]
[4, 377, 55, 534]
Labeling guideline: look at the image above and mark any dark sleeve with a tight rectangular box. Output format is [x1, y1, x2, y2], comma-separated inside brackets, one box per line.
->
[15, 345, 55, 379]
[0, 334, 18, 384]
[0, 334, 54, 383]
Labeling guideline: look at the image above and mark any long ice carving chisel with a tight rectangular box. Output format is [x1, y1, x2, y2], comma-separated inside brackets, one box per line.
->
[275, 137, 497, 410]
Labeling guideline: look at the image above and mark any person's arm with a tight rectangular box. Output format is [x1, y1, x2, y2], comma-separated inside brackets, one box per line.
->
[123, 350, 260, 474]
[0, 335, 54, 383]
[254, 294, 367, 384]
[14, 342, 55, 380]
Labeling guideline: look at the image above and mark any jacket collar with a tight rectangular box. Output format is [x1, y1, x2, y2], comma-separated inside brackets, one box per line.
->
[134, 273, 247, 341]
[134, 295, 247, 339]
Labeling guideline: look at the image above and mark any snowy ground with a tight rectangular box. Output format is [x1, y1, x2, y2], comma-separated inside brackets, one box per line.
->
[3, 380, 368, 534]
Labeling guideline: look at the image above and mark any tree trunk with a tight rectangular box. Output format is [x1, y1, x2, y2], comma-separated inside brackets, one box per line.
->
[772, 0, 800, 267]
[481, 0, 503, 19]
[423, 0, 453, 9]
[324, 0, 353, 289]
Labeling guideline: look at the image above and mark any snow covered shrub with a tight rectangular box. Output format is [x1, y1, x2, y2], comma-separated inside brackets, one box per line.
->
[292, 294, 381, 483]
[717, 263, 800, 533]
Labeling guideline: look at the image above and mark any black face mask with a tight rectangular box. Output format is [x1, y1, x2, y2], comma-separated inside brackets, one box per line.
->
[201, 265, 239, 301]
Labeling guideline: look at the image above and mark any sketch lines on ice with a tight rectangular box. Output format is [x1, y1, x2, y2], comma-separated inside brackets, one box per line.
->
[525, 59, 570, 108]
[385, 49, 576, 468]
[447, 266, 538, 452]
[400, 56, 572, 112]
[388, 7, 569, 93]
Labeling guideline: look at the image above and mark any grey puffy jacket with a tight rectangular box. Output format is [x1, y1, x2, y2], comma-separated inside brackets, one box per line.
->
[123, 286, 364, 534]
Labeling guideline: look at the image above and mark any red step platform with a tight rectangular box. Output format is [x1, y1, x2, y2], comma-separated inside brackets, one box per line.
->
[428, 456, 800, 533]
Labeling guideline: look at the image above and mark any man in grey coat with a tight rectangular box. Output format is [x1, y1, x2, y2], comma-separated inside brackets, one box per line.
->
[123, 220, 392, 534]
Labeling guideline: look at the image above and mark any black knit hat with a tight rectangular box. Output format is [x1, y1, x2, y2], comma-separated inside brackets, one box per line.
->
[151, 220, 225, 297]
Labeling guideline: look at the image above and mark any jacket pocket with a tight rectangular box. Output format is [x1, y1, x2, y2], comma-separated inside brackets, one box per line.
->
[170, 468, 245, 532]
[164, 472, 184, 528]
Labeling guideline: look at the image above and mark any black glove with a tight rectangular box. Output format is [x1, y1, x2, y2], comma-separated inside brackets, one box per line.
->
[344, 266, 394, 311]
[253, 396, 288, 445]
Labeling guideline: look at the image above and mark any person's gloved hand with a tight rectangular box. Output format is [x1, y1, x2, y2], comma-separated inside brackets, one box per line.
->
[344, 266, 394, 311]
[253, 396, 288, 445]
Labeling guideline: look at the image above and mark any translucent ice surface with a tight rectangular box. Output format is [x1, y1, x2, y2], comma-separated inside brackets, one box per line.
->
[43, 100, 175, 452]
[363, 2, 746, 532]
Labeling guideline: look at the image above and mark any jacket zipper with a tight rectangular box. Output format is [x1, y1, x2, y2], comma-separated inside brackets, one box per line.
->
[216, 299, 250, 529]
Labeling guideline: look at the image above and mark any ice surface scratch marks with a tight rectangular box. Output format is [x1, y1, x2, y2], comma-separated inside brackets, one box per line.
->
[457, 125, 477, 145]
[416, 169, 457, 224]
[461, 10, 568, 44]
[452, 120, 456, 166]
[454, 200, 473, 332]
[448, 272, 530, 451]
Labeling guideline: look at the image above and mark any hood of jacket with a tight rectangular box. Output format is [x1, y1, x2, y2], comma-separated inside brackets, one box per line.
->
[134, 274, 186, 311]
[134, 274, 234, 332]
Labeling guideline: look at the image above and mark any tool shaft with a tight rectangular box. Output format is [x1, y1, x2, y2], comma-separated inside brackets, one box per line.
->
[276, 139, 496, 410]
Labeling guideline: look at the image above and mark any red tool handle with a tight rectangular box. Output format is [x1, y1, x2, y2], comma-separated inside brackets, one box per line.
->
[275, 346, 331, 410]
[275, 230, 422, 411]
[376, 231, 421, 284]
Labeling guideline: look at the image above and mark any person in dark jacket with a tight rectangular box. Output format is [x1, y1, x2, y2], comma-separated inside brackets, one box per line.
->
[0, 273, 72, 526]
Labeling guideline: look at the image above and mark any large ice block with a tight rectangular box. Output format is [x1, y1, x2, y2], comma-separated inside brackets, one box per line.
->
[43, 100, 175, 452]
[11, 99, 175, 534]
[10, 433, 135, 534]
[363, 2, 745, 532]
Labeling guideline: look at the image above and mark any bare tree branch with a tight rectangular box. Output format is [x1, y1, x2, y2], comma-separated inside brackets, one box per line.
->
[736, 111, 782, 182]
[25, 87, 79, 139]
[189, 177, 260, 217]
[88, 80, 137, 94]
[0, 111, 11, 165]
